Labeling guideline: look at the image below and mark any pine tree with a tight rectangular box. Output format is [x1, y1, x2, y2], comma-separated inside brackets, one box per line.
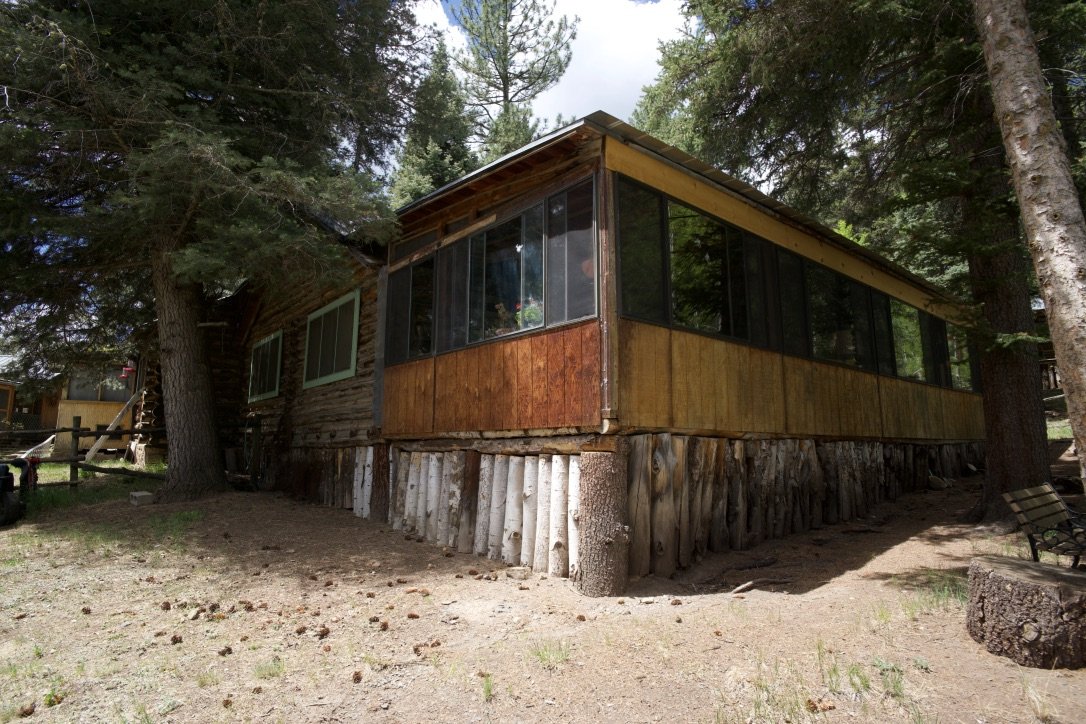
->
[636, 0, 1086, 518]
[973, 0, 1086, 480]
[452, 0, 578, 156]
[390, 41, 477, 208]
[0, 0, 419, 500]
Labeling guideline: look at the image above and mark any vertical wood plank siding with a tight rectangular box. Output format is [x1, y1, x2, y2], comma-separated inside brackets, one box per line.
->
[384, 320, 602, 436]
[618, 320, 985, 441]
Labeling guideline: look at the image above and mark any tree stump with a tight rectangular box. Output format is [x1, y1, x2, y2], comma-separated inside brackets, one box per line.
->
[573, 446, 629, 597]
[967, 556, 1086, 669]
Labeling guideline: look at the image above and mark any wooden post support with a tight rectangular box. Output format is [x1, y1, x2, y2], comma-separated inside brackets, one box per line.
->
[502, 455, 525, 565]
[521, 456, 539, 568]
[533, 455, 552, 571]
[249, 417, 263, 489]
[473, 454, 494, 556]
[70, 416, 81, 490]
[568, 455, 582, 577]
[627, 435, 652, 577]
[574, 445, 630, 597]
[487, 455, 509, 560]
[549, 454, 569, 577]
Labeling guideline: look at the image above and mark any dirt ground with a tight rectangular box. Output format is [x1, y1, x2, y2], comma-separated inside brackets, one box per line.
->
[2, 470, 1085, 724]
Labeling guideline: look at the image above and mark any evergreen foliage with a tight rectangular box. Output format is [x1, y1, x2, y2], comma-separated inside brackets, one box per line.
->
[0, 0, 420, 498]
[390, 41, 478, 208]
[452, 0, 578, 157]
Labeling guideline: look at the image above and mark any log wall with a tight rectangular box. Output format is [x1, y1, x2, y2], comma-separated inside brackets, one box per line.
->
[242, 266, 382, 491]
[383, 321, 602, 436]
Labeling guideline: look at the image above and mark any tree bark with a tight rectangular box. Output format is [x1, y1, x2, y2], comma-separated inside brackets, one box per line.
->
[968, 243, 1050, 520]
[150, 237, 226, 502]
[967, 556, 1086, 669]
[573, 447, 629, 597]
[974, 0, 1086, 480]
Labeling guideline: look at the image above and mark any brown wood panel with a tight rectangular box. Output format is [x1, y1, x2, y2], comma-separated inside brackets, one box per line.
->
[580, 322, 602, 423]
[383, 357, 435, 435]
[782, 357, 882, 438]
[397, 320, 602, 436]
[515, 337, 533, 430]
[879, 376, 984, 440]
[617, 320, 673, 428]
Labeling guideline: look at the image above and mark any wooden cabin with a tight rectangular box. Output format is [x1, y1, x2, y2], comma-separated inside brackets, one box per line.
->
[245, 112, 985, 596]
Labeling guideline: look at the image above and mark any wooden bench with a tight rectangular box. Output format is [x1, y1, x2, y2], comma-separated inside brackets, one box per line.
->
[1003, 484, 1086, 567]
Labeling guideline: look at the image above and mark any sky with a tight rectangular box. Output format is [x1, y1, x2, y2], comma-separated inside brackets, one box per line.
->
[412, 0, 688, 128]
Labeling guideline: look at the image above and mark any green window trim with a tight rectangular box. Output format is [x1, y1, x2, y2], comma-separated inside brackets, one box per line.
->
[248, 330, 283, 403]
[303, 289, 360, 389]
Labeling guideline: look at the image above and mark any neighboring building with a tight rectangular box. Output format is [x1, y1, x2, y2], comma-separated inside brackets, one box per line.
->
[54, 367, 138, 453]
[0, 379, 15, 428]
[242, 113, 985, 594]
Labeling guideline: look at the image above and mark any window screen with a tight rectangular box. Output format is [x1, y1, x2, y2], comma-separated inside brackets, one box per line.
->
[303, 290, 359, 388]
[248, 331, 282, 402]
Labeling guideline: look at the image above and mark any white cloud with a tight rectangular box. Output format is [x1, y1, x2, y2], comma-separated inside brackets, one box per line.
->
[412, 0, 687, 128]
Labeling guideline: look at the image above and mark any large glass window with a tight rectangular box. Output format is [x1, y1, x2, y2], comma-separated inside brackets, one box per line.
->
[248, 331, 282, 402]
[303, 290, 359, 388]
[470, 209, 545, 340]
[617, 178, 667, 323]
[890, 300, 925, 381]
[947, 324, 973, 391]
[617, 175, 768, 345]
[546, 181, 596, 325]
[409, 259, 435, 356]
[806, 264, 876, 370]
[436, 241, 469, 353]
[777, 250, 809, 357]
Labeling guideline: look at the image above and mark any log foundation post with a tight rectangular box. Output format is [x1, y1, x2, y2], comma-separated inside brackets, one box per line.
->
[574, 443, 630, 597]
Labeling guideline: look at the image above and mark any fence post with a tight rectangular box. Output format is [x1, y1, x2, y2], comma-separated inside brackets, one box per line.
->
[69, 416, 81, 490]
[250, 416, 263, 490]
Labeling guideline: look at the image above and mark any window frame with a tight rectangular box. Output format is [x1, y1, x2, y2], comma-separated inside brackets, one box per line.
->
[302, 289, 360, 390]
[247, 330, 283, 403]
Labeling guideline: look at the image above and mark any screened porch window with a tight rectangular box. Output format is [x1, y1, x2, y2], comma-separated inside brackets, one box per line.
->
[303, 290, 359, 388]
[386, 179, 596, 362]
[248, 331, 282, 402]
[890, 299, 925, 381]
[947, 324, 974, 391]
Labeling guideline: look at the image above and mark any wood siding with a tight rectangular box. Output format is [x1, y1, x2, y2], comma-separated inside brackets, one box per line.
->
[617, 320, 984, 441]
[383, 320, 602, 437]
[55, 400, 132, 451]
[879, 376, 986, 441]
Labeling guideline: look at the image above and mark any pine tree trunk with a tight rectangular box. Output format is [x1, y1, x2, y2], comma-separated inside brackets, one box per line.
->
[573, 448, 629, 597]
[968, 243, 1050, 519]
[150, 236, 226, 501]
[973, 0, 1086, 481]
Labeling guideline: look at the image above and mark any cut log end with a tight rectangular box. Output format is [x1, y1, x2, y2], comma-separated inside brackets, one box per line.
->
[967, 556, 1086, 669]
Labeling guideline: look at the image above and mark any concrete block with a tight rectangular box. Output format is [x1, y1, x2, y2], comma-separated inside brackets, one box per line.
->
[130, 491, 154, 506]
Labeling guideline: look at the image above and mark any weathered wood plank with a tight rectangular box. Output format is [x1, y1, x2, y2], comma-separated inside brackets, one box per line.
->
[549, 454, 570, 576]
[473, 454, 494, 555]
[651, 434, 677, 577]
[521, 455, 539, 569]
[627, 435, 653, 577]
[488, 455, 509, 560]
